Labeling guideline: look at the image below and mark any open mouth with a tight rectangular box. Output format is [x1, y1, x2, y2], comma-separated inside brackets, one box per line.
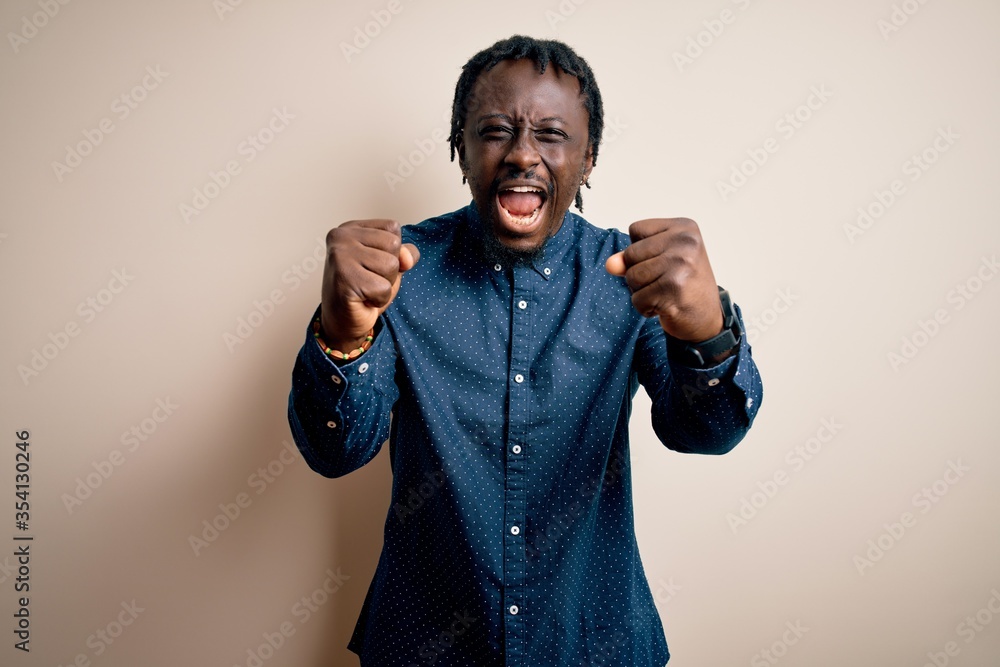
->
[496, 184, 547, 231]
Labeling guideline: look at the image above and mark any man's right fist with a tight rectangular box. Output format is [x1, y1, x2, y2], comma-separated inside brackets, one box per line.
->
[320, 219, 419, 351]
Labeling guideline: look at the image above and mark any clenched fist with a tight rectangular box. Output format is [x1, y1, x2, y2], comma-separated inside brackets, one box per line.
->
[320, 219, 420, 351]
[605, 218, 723, 342]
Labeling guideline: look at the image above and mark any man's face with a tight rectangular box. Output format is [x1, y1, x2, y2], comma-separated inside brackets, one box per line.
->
[457, 58, 593, 262]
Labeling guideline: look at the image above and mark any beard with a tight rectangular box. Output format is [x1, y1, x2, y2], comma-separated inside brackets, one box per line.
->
[468, 169, 555, 268]
[477, 221, 545, 267]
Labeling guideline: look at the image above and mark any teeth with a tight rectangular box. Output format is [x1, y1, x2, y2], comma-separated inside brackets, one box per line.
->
[501, 205, 542, 226]
[498, 186, 544, 227]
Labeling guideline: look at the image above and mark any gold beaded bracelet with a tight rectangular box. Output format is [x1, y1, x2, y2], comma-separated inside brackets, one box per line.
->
[312, 315, 374, 361]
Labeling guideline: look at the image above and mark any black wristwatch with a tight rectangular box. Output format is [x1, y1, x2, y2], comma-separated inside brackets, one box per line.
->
[667, 286, 742, 368]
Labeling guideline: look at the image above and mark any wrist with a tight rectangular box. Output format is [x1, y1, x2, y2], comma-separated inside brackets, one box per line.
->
[319, 310, 370, 348]
[671, 309, 725, 344]
[312, 315, 374, 362]
[666, 287, 741, 368]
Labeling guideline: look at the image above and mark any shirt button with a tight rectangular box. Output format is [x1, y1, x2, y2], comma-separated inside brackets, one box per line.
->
[326, 420, 337, 429]
[358, 362, 369, 374]
[509, 605, 519, 615]
[518, 300, 527, 310]
[708, 378, 720, 387]
[331, 375, 342, 385]
[514, 374, 524, 384]
[510, 525, 520, 535]
[512, 444, 522, 454]
[746, 398, 754, 408]
[543, 267, 551, 276]
[494, 263, 502, 272]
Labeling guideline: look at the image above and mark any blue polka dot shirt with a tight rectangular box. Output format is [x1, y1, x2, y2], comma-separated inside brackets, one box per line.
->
[287, 203, 763, 666]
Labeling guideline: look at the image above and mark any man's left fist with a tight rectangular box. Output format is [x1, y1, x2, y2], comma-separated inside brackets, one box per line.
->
[605, 218, 723, 342]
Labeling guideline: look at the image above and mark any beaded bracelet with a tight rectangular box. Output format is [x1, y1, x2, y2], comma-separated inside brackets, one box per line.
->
[312, 315, 374, 361]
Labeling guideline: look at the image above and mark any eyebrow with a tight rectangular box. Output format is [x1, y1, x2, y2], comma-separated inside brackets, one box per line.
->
[476, 113, 567, 124]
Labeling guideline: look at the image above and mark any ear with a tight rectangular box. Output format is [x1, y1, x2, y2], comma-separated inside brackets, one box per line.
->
[455, 133, 467, 172]
[582, 143, 594, 180]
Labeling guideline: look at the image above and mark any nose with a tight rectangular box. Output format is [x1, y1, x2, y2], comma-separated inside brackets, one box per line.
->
[503, 128, 540, 172]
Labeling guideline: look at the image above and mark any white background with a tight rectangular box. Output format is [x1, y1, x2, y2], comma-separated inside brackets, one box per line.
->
[1, 0, 998, 665]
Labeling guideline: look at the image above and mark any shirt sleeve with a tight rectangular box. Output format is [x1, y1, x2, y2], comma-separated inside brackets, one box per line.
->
[633, 303, 762, 455]
[286, 304, 399, 477]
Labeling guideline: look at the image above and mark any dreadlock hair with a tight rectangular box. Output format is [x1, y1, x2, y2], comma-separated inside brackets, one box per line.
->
[449, 35, 604, 212]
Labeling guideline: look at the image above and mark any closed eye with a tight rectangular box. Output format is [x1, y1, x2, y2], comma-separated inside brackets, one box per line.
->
[536, 128, 568, 142]
[480, 126, 514, 140]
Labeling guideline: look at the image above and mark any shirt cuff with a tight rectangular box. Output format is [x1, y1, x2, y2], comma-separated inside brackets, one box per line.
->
[667, 347, 739, 393]
[664, 303, 761, 419]
[304, 304, 387, 390]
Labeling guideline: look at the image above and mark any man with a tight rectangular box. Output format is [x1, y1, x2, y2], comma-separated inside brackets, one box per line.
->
[288, 35, 762, 666]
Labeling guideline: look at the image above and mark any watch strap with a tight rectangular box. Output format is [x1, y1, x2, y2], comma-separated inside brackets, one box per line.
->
[666, 287, 742, 368]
